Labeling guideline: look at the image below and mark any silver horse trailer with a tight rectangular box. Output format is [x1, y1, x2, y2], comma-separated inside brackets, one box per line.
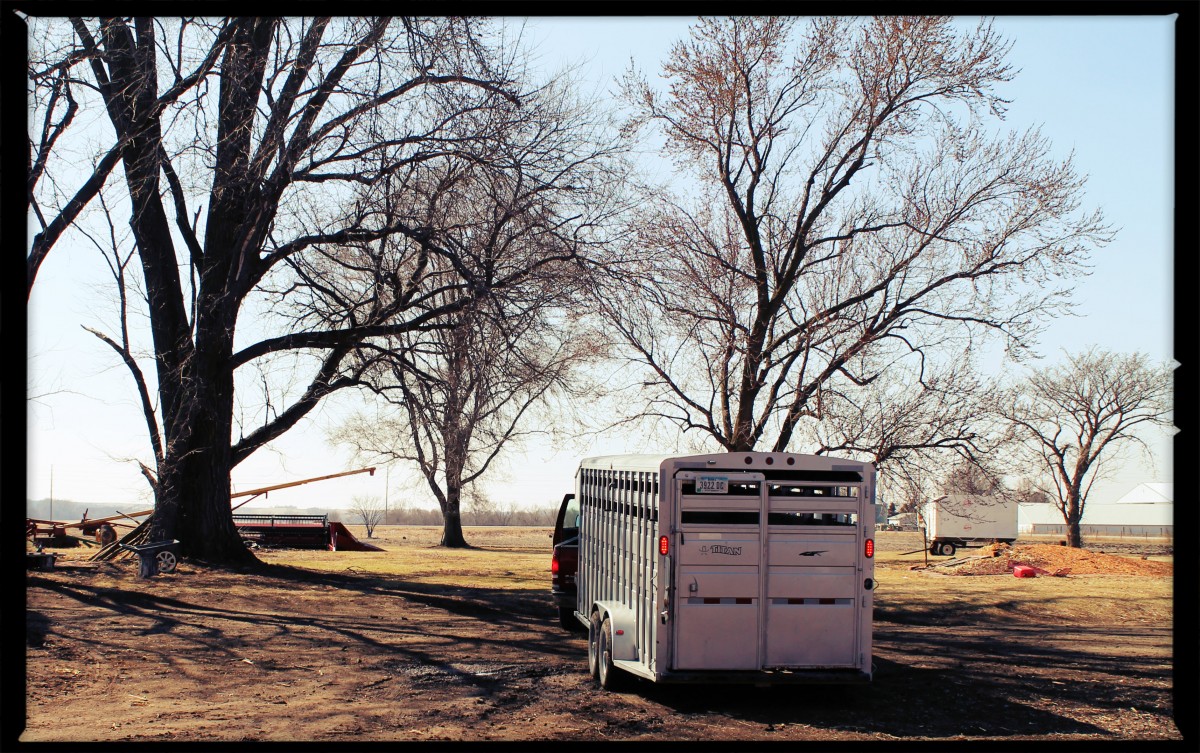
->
[569, 452, 876, 690]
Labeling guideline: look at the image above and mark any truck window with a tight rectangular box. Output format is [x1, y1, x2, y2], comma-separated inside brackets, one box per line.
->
[563, 497, 580, 533]
[553, 493, 580, 545]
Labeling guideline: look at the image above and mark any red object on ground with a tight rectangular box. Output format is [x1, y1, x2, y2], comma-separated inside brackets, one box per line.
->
[1013, 564, 1037, 578]
[327, 521, 384, 551]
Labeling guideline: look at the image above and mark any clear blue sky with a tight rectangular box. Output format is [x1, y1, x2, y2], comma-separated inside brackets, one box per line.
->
[26, 15, 1176, 513]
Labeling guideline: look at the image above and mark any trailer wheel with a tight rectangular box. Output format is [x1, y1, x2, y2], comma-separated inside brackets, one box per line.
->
[587, 612, 601, 680]
[597, 616, 628, 692]
[937, 542, 956, 557]
[156, 550, 178, 573]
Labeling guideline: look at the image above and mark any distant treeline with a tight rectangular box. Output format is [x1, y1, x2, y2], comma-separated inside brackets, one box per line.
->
[370, 504, 559, 528]
[27, 499, 560, 528]
[26, 499, 144, 522]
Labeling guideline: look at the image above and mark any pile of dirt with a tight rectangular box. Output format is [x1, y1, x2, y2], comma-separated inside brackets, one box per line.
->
[945, 543, 1172, 576]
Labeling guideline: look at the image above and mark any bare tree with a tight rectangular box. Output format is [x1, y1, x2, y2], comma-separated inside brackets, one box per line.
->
[995, 348, 1173, 548]
[941, 459, 1003, 496]
[1011, 476, 1051, 506]
[26, 17, 550, 564]
[328, 74, 621, 547]
[25, 17, 232, 296]
[335, 294, 599, 546]
[602, 16, 1111, 456]
[806, 352, 1002, 503]
[348, 495, 385, 538]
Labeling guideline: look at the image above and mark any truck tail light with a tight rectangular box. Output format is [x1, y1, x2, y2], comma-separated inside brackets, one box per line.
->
[551, 551, 560, 573]
[864, 538, 874, 558]
[659, 536, 669, 555]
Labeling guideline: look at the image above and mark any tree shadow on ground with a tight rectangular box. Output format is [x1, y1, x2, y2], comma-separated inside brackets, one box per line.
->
[614, 611, 1172, 739]
[621, 660, 1107, 738]
[26, 563, 581, 700]
[26, 564, 1176, 740]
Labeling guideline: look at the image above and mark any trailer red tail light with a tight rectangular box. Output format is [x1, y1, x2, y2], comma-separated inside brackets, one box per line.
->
[659, 536, 669, 555]
[864, 538, 874, 558]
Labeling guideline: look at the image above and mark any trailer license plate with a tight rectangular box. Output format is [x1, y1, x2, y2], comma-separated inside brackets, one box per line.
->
[696, 476, 728, 494]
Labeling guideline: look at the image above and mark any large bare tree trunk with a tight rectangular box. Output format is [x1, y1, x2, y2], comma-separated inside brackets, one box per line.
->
[1064, 490, 1084, 549]
[90, 17, 251, 562]
[155, 306, 255, 564]
[439, 500, 468, 548]
[439, 442, 470, 547]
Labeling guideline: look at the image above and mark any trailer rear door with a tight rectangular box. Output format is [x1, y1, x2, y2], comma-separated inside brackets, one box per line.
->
[763, 485, 861, 667]
[671, 472, 863, 671]
[672, 472, 765, 670]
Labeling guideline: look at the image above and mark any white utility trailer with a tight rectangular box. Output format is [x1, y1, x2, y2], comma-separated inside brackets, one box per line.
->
[921, 494, 1018, 557]
[572, 452, 876, 690]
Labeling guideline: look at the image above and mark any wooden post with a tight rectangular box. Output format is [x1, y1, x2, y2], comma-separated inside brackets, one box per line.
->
[137, 552, 158, 578]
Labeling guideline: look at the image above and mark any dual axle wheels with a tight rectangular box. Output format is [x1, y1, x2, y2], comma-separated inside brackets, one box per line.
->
[587, 612, 628, 692]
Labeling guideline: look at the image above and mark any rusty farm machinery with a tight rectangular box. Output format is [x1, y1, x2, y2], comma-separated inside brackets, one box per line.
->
[27, 467, 381, 573]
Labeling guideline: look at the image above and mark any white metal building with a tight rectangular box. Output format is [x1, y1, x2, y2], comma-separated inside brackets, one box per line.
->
[1018, 483, 1173, 540]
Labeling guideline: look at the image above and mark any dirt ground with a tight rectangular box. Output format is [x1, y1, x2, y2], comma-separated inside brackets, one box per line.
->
[21, 527, 1186, 744]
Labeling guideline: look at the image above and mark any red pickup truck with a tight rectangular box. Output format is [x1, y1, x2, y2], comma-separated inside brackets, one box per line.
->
[550, 493, 581, 630]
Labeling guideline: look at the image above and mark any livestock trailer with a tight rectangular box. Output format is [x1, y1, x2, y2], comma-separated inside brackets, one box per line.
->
[566, 452, 876, 690]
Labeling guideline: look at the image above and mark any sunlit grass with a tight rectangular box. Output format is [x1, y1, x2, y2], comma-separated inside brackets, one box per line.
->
[255, 525, 553, 589]
[873, 566, 1172, 625]
[38, 524, 1170, 625]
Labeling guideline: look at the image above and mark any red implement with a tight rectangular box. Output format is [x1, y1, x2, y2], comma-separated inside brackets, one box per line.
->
[327, 521, 384, 552]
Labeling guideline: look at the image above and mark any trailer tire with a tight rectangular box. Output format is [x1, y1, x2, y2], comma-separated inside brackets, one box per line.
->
[937, 541, 956, 557]
[597, 617, 628, 692]
[587, 611, 601, 680]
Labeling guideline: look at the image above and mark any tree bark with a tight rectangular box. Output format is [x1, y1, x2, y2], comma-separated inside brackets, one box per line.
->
[1065, 489, 1084, 548]
[139, 19, 274, 565]
[439, 491, 468, 548]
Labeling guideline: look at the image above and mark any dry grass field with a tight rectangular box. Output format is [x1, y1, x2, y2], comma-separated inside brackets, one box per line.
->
[21, 526, 1184, 743]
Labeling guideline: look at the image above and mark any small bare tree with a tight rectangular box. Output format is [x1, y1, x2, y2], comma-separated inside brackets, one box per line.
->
[996, 348, 1173, 547]
[942, 460, 1003, 496]
[349, 495, 385, 538]
[336, 293, 598, 546]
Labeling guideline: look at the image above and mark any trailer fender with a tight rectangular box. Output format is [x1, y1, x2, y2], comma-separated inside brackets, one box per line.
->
[591, 602, 639, 663]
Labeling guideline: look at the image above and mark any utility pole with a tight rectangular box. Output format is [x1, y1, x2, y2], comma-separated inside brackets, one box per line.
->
[384, 465, 389, 525]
